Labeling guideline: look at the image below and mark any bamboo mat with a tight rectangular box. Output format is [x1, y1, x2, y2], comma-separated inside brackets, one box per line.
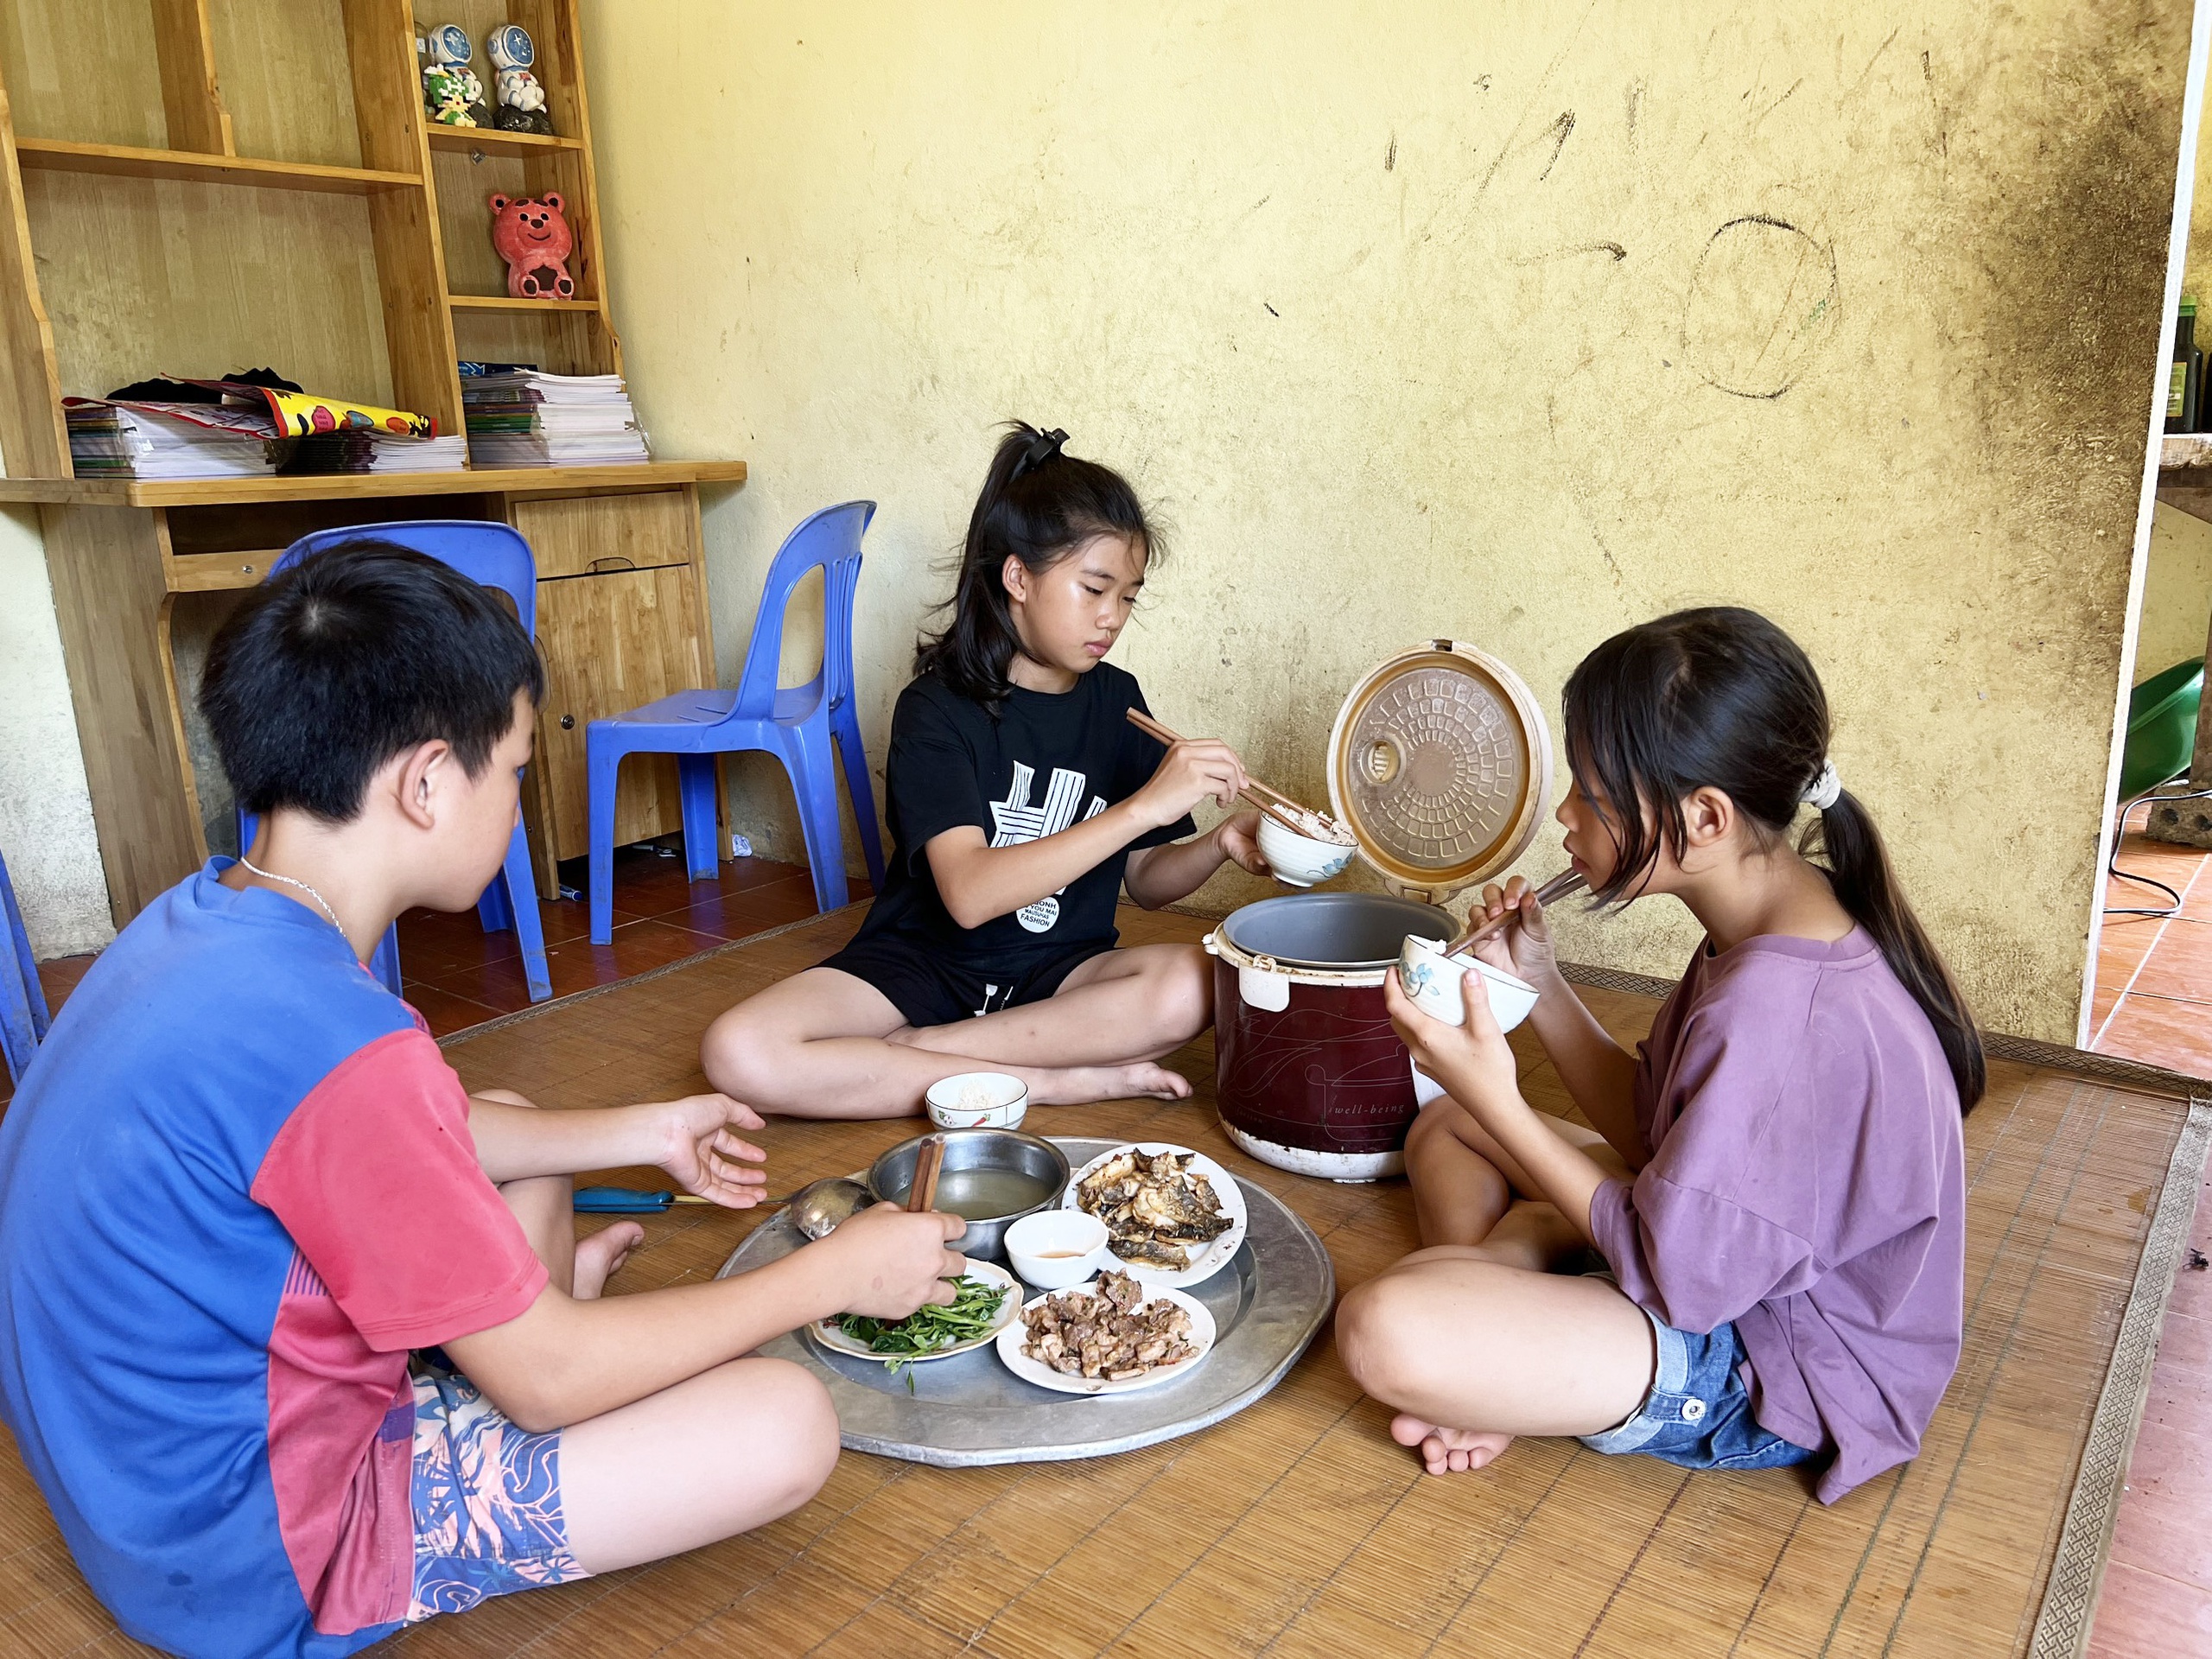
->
[0, 906, 2200, 1658]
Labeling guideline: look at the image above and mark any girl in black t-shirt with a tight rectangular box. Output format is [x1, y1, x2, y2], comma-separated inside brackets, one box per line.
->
[702, 424, 1272, 1119]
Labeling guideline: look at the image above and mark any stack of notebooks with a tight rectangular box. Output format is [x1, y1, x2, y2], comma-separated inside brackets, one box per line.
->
[461, 367, 651, 467]
[65, 399, 275, 480]
[65, 383, 467, 480]
[287, 432, 469, 475]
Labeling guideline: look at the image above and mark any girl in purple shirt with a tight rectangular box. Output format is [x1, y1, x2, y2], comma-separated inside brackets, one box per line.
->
[1337, 607, 1980, 1503]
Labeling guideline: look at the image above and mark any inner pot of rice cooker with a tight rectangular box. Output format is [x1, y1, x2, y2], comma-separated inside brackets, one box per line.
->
[1205, 640, 1554, 1180]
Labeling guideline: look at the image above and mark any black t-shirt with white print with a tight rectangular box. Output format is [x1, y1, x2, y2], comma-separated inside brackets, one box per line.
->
[849, 663, 1197, 974]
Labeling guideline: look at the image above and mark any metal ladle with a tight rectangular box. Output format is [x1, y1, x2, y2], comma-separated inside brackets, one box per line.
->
[776, 1176, 872, 1241]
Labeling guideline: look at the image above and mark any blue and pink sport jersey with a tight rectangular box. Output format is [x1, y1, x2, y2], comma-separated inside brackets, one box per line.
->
[0, 863, 549, 1657]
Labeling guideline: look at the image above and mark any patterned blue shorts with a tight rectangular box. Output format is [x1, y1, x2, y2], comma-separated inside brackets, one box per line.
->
[408, 1361, 590, 1622]
[1579, 1299, 1823, 1473]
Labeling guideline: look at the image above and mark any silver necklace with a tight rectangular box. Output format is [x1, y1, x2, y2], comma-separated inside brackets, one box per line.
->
[238, 855, 345, 934]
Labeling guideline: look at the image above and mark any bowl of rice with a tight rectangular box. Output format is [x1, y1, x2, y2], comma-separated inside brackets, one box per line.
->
[925, 1071, 1029, 1130]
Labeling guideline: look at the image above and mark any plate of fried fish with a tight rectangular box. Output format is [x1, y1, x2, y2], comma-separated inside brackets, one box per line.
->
[1061, 1142, 1247, 1289]
[995, 1269, 1217, 1395]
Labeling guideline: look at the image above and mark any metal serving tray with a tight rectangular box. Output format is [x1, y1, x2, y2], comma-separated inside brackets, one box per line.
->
[715, 1136, 1336, 1466]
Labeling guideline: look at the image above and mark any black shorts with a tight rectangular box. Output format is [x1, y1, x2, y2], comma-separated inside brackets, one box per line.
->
[817, 933, 1116, 1031]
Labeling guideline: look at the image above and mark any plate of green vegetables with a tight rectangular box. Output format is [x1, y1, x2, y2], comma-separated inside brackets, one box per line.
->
[810, 1261, 1019, 1370]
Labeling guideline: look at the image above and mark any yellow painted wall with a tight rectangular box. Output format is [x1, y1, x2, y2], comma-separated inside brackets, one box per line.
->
[2141, 502, 2212, 685]
[578, 1, 2185, 1044]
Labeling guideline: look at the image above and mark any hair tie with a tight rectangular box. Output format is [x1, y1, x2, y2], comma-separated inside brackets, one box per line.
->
[1009, 428, 1069, 481]
[1802, 760, 1842, 811]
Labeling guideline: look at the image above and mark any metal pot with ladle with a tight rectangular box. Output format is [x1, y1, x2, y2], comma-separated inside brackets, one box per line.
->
[1205, 639, 1556, 1181]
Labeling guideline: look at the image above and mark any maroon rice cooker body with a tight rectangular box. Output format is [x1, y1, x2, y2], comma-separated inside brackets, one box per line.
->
[1211, 893, 1453, 1175]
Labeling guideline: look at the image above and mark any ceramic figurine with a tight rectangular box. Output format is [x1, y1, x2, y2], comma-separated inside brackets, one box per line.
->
[489, 193, 575, 299]
[422, 23, 491, 129]
[486, 24, 555, 136]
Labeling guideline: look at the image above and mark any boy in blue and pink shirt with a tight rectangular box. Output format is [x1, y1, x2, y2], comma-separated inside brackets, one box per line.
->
[0, 543, 968, 1656]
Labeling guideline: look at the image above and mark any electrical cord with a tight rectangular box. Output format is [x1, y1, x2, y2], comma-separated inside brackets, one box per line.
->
[2104, 777, 2212, 918]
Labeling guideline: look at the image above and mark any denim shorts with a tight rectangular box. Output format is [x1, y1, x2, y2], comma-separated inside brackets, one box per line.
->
[408, 1361, 591, 1621]
[1579, 1294, 1823, 1473]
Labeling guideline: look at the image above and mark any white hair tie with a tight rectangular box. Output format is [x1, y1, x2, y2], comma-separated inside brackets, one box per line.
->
[1802, 760, 1842, 811]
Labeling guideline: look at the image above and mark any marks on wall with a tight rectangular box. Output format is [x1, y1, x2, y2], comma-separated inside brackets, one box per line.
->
[1515, 240, 1627, 265]
[1679, 213, 1840, 399]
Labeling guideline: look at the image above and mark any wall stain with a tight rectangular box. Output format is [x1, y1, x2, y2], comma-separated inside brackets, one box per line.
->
[1384, 133, 1397, 171]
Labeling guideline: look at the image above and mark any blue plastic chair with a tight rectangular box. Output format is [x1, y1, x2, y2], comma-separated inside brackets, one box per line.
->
[1, 847, 52, 1084]
[240, 521, 553, 1003]
[586, 500, 887, 944]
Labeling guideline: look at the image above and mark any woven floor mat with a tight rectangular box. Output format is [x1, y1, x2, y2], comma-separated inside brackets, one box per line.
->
[0, 906, 2198, 1658]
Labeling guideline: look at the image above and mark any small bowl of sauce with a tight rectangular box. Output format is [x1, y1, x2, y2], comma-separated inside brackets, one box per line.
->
[1004, 1209, 1112, 1289]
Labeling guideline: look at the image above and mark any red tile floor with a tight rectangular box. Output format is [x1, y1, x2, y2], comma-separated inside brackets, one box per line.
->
[0, 843, 860, 1109]
[388, 842, 862, 1038]
[2092, 805, 2212, 1076]
[8, 829, 2212, 1650]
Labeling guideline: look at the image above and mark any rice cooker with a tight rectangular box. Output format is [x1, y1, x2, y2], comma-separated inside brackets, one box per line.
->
[1207, 640, 1554, 1180]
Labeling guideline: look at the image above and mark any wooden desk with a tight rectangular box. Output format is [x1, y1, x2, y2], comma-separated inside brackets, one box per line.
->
[7, 460, 746, 925]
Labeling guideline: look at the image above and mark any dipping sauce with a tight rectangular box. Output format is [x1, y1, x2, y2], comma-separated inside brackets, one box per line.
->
[912, 1167, 1058, 1221]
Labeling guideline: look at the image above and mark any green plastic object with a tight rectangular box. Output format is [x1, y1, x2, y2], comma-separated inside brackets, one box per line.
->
[2120, 657, 2204, 801]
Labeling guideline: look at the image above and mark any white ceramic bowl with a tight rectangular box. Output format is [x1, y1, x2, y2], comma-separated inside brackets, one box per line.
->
[1255, 812, 1356, 887]
[1397, 934, 1540, 1033]
[1003, 1210, 1112, 1290]
[925, 1071, 1029, 1130]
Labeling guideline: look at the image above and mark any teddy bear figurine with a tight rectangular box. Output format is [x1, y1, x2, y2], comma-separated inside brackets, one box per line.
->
[488, 192, 575, 299]
[486, 24, 555, 136]
[421, 23, 491, 128]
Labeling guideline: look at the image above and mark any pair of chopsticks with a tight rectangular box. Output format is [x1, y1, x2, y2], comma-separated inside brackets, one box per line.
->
[1443, 869, 1590, 955]
[908, 1135, 947, 1213]
[1122, 708, 1327, 838]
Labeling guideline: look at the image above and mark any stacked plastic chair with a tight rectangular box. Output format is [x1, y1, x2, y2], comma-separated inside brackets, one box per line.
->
[1, 848, 52, 1084]
[241, 522, 554, 1003]
[585, 500, 887, 944]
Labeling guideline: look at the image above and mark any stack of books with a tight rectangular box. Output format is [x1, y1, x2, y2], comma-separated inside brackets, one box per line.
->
[284, 432, 470, 475]
[64, 399, 276, 480]
[461, 367, 650, 467]
[67, 382, 469, 480]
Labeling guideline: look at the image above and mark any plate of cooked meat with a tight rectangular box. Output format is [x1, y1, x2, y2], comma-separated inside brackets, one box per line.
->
[1063, 1142, 1248, 1288]
[995, 1269, 1217, 1395]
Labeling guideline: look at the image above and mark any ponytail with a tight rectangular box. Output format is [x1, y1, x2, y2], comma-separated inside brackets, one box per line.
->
[1805, 791, 1986, 1109]
[916, 423, 1159, 711]
[1564, 607, 1985, 1111]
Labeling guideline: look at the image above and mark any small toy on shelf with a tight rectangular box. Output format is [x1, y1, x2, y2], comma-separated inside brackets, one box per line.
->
[489, 193, 575, 299]
[486, 24, 555, 136]
[420, 23, 492, 128]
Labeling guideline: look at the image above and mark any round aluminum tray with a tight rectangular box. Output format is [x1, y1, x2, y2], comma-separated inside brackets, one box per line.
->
[715, 1136, 1336, 1466]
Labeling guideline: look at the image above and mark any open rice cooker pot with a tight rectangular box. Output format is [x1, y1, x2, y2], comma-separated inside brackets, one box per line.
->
[1207, 640, 1554, 1181]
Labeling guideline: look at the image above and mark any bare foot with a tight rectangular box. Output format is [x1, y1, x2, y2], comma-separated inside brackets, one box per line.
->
[1390, 1413, 1515, 1475]
[573, 1221, 644, 1301]
[1029, 1063, 1192, 1106]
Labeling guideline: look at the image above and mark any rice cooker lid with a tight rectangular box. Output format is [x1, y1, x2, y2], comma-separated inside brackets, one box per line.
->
[1325, 639, 1554, 900]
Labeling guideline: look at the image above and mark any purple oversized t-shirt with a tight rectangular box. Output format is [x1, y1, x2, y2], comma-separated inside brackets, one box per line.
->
[1586, 928, 1965, 1503]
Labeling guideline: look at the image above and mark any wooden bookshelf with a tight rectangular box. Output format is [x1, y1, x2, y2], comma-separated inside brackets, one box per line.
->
[0, 458, 747, 509]
[448, 292, 600, 313]
[0, 0, 742, 925]
[11, 136, 422, 194]
[424, 125, 582, 158]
